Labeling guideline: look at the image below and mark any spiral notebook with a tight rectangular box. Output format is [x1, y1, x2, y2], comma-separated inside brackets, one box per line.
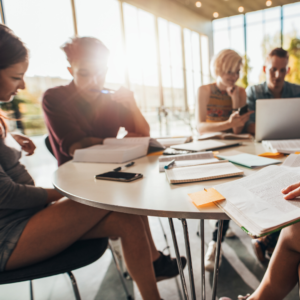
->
[165, 162, 244, 184]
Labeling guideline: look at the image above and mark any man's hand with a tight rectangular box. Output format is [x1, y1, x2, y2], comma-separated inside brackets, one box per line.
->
[111, 86, 137, 111]
[11, 134, 36, 156]
[282, 182, 300, 200]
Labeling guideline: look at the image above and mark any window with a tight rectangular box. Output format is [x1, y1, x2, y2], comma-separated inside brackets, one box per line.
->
[3, 0, 74, 135]
[75, 0, 125, 89]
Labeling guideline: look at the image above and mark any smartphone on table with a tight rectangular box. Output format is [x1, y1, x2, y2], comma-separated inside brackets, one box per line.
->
[95, 171, 143, 182]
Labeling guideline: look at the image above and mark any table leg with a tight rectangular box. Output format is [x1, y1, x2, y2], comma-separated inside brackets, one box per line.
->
[200, 219, 205, 300]
[168, 218, 189, 300]
[211, 220, 224, 300]
[181, 219, 196, 300]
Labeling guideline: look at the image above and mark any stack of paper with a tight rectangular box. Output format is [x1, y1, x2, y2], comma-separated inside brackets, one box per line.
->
[217, 150, 281, 168]
[158, 152, 220, 172]
[262, 139, 300, 154]
[73, 137, 163, 163]
[198, 132, 252, 140]
[165, 162, 243, 184]
[214, 154, 300, 237]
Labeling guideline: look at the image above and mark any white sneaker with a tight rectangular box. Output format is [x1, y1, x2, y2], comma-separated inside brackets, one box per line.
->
[205, 240, 222, 272]
[109, 238, 128, 274]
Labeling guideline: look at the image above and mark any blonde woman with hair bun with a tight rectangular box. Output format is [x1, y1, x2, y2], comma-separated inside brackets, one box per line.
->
[196, 49, 253, 135]
[196, 49, 253, 272]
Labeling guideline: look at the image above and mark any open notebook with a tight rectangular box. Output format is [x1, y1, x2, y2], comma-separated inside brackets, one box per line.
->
[73, 137, 164, 163]
[165, 162, 243, 184]
[214, 154, 300, 237]
[158, 151, 220, 172]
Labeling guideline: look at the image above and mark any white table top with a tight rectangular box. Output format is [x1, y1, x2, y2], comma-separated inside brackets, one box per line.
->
[53, 139, 285, 219]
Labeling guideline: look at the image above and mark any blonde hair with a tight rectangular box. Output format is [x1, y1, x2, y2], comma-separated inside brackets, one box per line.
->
[210, 49, 243, 78]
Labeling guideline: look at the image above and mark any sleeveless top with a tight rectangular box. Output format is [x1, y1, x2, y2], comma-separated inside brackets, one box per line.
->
[206, 83, 233, 123]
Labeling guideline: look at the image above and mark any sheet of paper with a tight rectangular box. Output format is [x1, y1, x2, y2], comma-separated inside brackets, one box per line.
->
[170, 140, 226, 152]
[165, 162, 243, 183]
[282, 154, 300, 168]
[104, 137, 150, 146]
[263, 139, 300, 153]
[189, 188, 225, 207]
[214, 164, 300, 235]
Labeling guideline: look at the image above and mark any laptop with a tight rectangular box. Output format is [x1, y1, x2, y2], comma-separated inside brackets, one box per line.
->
[255, 98, 300, 141]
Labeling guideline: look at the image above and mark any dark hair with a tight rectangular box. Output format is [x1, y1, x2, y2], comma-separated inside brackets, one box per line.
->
[0, 24, 28, 134]
[61, 37, 110, 65]
[268, 47, 289, 59]
[0, 24, 28, 70]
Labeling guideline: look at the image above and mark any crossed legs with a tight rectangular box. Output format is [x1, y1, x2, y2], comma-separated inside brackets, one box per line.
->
[6, 198, 161, 300]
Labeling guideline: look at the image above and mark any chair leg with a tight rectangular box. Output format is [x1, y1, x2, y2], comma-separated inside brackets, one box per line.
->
[67, 271, 82, 300]
[29, 280, 34, 300]
[109, 244, 133, 300]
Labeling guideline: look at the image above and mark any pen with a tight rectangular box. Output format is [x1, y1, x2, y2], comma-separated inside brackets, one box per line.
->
[113, 161, 135, 172]
[164, 159, 176, 170]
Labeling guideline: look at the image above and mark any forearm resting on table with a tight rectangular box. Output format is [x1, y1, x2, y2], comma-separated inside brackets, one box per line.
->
[69, 137, 103, 157]
[197, 120, 232, 134]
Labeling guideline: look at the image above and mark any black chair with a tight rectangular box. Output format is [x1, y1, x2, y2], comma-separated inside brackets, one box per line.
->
[0, 239, 108, 300]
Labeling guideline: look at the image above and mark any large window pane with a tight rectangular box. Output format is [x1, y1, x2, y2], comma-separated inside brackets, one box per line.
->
[201, 35, 210, 84]
[4, 0, 74, 135]
[283, 3, 300, 49]
[75, 0, 125, 88]
[123, 3, 160, 111]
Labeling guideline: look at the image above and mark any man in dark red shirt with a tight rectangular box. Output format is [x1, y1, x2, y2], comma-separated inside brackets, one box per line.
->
[42, 37, 150, 166]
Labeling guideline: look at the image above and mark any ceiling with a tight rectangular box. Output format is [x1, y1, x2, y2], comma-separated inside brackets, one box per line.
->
[174, 0, 300, 19]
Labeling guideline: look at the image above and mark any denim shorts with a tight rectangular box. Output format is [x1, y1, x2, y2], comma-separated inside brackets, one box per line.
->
[0, 218, 30, 271]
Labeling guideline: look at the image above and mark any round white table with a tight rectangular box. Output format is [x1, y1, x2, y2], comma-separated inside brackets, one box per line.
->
[53, 140, 283, 300]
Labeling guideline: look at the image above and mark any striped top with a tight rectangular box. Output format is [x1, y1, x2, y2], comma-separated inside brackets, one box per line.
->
[206, 83, 232, 123]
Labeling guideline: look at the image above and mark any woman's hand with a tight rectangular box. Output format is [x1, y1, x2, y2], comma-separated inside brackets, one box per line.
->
[111, 87, 137, 111]
[11, 133, 36, 156]
[228, 111, 253, 128]
[282, 182, 300, 200]
[226, 85, 239, 100]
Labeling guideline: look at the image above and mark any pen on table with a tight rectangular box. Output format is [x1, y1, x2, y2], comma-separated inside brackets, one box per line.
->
[204, 188, 207, 192]
[164, 159, 176, 170]
[113, 162, 135, 172]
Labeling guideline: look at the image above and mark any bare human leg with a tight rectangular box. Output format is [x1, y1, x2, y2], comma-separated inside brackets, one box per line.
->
[249, 222, 300, 300]
[6, 198, 161, 300]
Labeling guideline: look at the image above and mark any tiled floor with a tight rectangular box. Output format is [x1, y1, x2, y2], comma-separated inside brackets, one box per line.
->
[0, 136, 298, 300]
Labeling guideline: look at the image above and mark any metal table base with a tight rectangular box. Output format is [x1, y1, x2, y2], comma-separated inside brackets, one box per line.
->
[168, 218, 224, 300]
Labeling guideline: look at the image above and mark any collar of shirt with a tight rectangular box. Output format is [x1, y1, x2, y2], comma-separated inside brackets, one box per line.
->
[262, 81, 289, 98]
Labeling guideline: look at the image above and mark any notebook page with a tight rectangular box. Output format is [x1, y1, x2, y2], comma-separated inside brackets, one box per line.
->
[166, 162, 243, 183]
[215, 165, 300, 234]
